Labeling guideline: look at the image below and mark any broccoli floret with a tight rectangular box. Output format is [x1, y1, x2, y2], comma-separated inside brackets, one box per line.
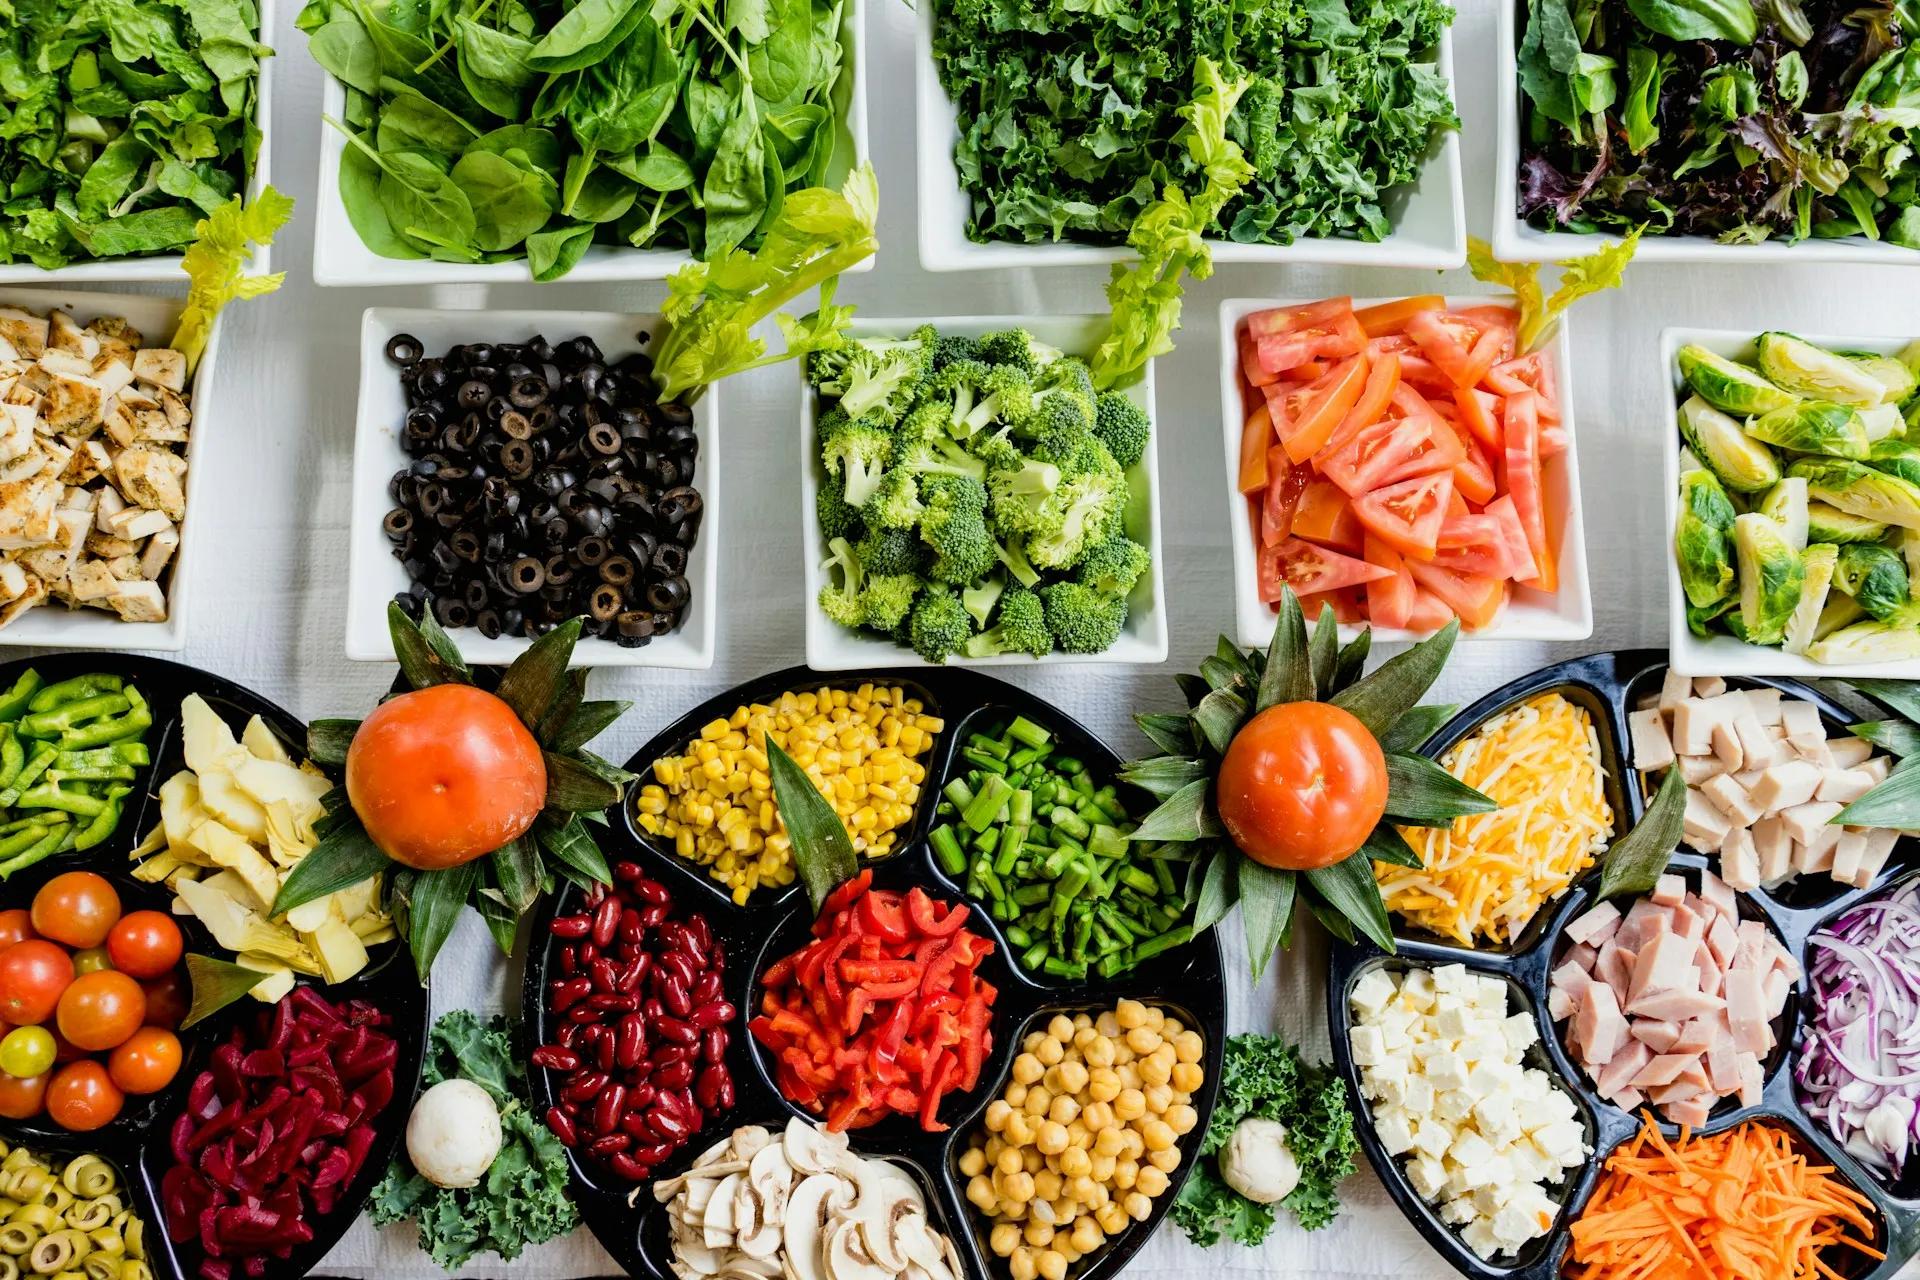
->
[920, 475, 998, 586]
[805, 342, 855, 392]
[1026, 442, 1126, 570]
[818, 536, 866, 629]
[857, 526, 924, 578]
[976, 329, 1065, 372]
[816, 484, 866, 544]
[864, 469, 924, 531]
[963, 574, 1005, 627]
[894, 401, 952, 448]
[1092, 392, 1151, 469]
[1032, 358, 1096, 423]
[985, 454, 1064, 538]
[908, 584, 973, 663]
[963, 584, 1053, 658]
[835, 336, 934, 424]
[860, 574, 920, 632]
[934, 334, 982, 370]
[955, 364, 1033, 437]
[822, 415, 894, 508]
[1077, 535, 1150, 599]
[1040, 581, 1127, 654]
[930, 360, 993, 431]
[997, 537, 1042, 588]
[897, 435, 989, 482]
[1015, 393, 1093, 462]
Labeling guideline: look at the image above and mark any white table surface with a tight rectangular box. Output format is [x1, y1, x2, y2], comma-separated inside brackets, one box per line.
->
[40, 0, 1920, 1274]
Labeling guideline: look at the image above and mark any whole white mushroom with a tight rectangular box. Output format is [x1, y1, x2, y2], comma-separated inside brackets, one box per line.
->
[1217, 1116, 1301, 1205]
[406, 1079, 503, 1189]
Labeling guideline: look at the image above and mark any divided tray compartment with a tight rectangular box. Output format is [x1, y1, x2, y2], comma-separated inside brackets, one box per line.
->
[522, 665, 1227, 1280]
[1327, 649, 1920, 1280]
[0, 652, 430, 1280]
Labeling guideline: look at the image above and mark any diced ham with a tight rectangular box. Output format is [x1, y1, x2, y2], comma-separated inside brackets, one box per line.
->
[1670, 901, 1704, 943]
[1629, 708, 1674, 770]
[1630, 1053, 1699, 1089]
[1762, 966, 1789, 1015]
[1697, 870, 1738, 922]
[1706, 915, 1739, 968]
[1613, 1086, 1645, 1112]
[1724, 966, 1771, 1056]
[1629, 930, 1701, 1008]
[1694, 940, 1722, 997]
[1737, 1053, 1764, 1107]
[1651, 875, 1686, 907]
[1672, 1016, 1718, 1056]
[1565, 941, 1599, 973]
[1733, 921, 1774, 969]
[1617, 899, 1671, 952]
[1628, 987, 1725, 1024]
[1595, 1040, 1653, 1098]
[1667, 1096, 1713, 1128]
[1564, 900, 1622, 947]
[1707, 1036, 1742, 1093]
[1573, 982, 1628, 1067]
[1630, 1019, 1681, 1052]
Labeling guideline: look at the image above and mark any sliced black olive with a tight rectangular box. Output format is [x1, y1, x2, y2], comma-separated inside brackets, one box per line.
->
[463, 578, 490, 610]
[658, 487, 703, 529]
[433, 596, 471, 628]
[476, 609, 503, 639]
[590, 584, 623, 620]
[576, 536, 610, 567]
[544, 555, 575, 587]
[506, 556, 546, 593]
[500, 439, 535, 477]
[500, 409, 533, 440]
[382, 509, 413, 542]
[599, 555, 635, 587]
[652, 541, 687, 577]
[647, 576, 689, 612]
[457, 379, 490, 410]
[449, 528, 482, 562]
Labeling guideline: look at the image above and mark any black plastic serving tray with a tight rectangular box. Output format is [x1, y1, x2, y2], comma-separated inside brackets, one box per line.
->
[1327, 650, 1920, 1280]
[523, 665, 1227, 1280]
[0, 653, 429, 1280]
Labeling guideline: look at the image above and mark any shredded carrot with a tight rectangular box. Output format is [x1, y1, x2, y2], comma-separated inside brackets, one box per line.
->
[1567, 1115, 1885, 1280]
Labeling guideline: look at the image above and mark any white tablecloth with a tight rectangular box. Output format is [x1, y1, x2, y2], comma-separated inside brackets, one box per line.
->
[83, 0, 1920, 1273]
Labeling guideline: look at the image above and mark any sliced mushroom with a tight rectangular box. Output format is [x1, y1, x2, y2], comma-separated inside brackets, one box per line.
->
[854, 1176, 918, 1272]
[896, 1210, 951, 1279]
[733, 1125, 773, 1160]
[781, 1175, 839, 1280]
[783, 1116, 849, 1174]
[748, 1138, 794, 1232]
[704, 1172, 743, 1249]
[822, 1216, 890, 1280]
[675, 1235, 724, 1277]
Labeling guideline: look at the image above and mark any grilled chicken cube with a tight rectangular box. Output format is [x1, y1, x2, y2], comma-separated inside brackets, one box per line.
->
[131, 349, 186, 393]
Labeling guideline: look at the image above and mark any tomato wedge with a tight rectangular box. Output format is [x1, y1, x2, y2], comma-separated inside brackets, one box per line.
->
[1363, 534, 1417, 629]
[1445, 486, 1470, 517]
[1318, 400, 1465, 498]
[1248, 299, 1365, 375]
[1540, 423, 1569, 458]
[1453, 387, 1502, 449]
[1451, 425, 1497, 506]
[1256, 537, 1390, 603]
[1405, 557, 1506, 630]
[1367, 335, 1452, 396]
[1407, 587, 1456, 630]
[1354, 295, 1446, 338]
[1484, 494, 1540, 582]
[1432, 513, 1534, 580]
[1261, 448, 1310, 546]
[1272, 354, 1369, 463]
[1502, 391, 1557, 592]
[1323, 352, 1402, 459]
[1291, 479, 1363, 552]
[1239, 332, 1281, 389]
[1352, 472, 1453, 562]
[1484, 352, 1561, 424]
[1239, 406, 1273, 493]
[1406, 309, 1513, 389]
[1296, 588, 1365, 624]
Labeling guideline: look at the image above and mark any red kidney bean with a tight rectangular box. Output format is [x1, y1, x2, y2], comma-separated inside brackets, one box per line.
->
[628, 1083, 657, 1110]
[695, 1064, 732, 1111]
[655, 1016, 696, 1045]
[588, 993, 639, 1014]
[531, 1045, 579, 1072]
[589, 958, 618, 992]
[692, 972, 721, 1005]
[702, 1027, 728, 1064]
[610, 1153, 647, 1180]
[544, 1106, 578, 1146]
[651, 1060, 694, 1090]
[637, 904, 667, 928]
[616, 1016, 645, 1069]
[652, 1045, 694, 1067]
[643, 996, 664, 1021]
[551, 915, 590, 938]
[549, 978, 591, 1013]
[561, 1071, 608, 1104]
[557, 1023, 582, 1050]
[558, 947, 578, 976]
[634, 879, 669, 906]
[593, 1084, 627, 1134]
[690, 1000, 734, 1029]
[688, 914, 712, 951]
[567, 1005, 601, 1025]
[633, 1142, 672, 1165]
[660, 974, 692, 1017]
[619, 1112, 652, 1138]
[614, 861, 643, 882]
[616, 956, 649, 992]
[587, 1133, 631, 1157]
[577, 942, 599, 966]
[648, 1104, 690, 1141]
[592, 898, 621, 948]
[593, 1034, 615, 1072]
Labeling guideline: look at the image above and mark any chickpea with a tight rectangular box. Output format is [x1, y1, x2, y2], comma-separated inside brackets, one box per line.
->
[1048, 1095, 1080, 1126]
[959, 1148, 987, 1177]
[1084, 1037, 1116, 1069]
[1081, 1100, 1115, 1131]
[1087, 1067, 1120, 1102]
[1073, 1012, 1092, 1030]
[1095, 1012, 1120, 1037]
[986, 1100, 1013, 1131]
[1024, 1221, 1054, 1247]
[1144, 1082, 1173, 1114]
[1125, 1191, 1154, 1222]
[1115, 1000, 1147, 1030]
[1117, 1064, 1142, 1089]
[1147, 1147, 1181, 1173]
[1173, 1030, 1203, 1064]
[1012, 1053, 1044, 1085]
[1034, 1170, 1062, 1201]
[1029, 1199, 1057, 1226]
[1024, 1031, 1047, 1053]
[1112, 1158, 1138, 1190]
[1023, 1148, 1044, 1174]
[991, 1223, 1021, 1256]
[1167, 1103, 1198, 1136]
[1065, 1120, 1090, 1149]
[1054, 1060, 1089, 1095]
[1120, 1129, 1145, 1160]
[1003, 1171, 1036, 1203]
[1067, 1175, 1099, 1204]
[1092, 1128, 1125, 1160]
[1058, 1147, 1091, 1179]
[1139, 1053, 1172, 1086]
[1010, 1249, 1037, 1280]
[1036, 1038, 1064, 1067]
[1139, 1119, 1176, 1153]
[1171, 1062, 1205, 1093]
[1161, 1014, 1181, 1035]
[1005, 1112, 1036, 1146]
[1006, 1083, 1030, 1109]
[1145, 1006, 1165, 1030]
[1072, 1027, 1097, 1052]
[1125, 1025, 1163, 1056]
[1024, 1086, 1053, 1117]
[1097, 1201, 1130, 1234]
[1070, 1219, 1103, 1254]
[1037, 1251, 1067, 1280]
[1049, 1199, 1076, 1226]
[1036, 1121, 1069, 1155]
[968, 1175, 999, 1212]
[1089, 1152, 1116, 1183]
[1135, 1165, 1169, 1198]
[998, 1147, 1026, 1176]
[1114, 1089, 1146, 1122]
[1048, 1014, 1075, 1042]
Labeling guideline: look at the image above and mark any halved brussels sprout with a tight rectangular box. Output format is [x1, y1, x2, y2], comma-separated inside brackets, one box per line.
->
[1676, 468, 1738, 608]
[1846, 353, 1919, 405]
[1807, 617, 1920, 665]
[1688, 597, 1736, 638]
[1733, 512, 1805, 645]
[1902, 528, 1920, 598]
[1747, 401, 1868, 459]
[1806, 500, 1888, 544]
[1817, 591, 1869, 639]
[1680, 396, 1781, 494]
[1869, 438, 1920, 486]
[1859, 403, 1906, 443]
[1835, 542, 1912, 620]
[1789, 457, 1920, 530]
[1677, 345, 1801, 415]
[1756, 332, 1888, 407]
[1758, 477, 1810, 550]
[1899, 338, 1920, 383]
[1784, 543, 1839, 656]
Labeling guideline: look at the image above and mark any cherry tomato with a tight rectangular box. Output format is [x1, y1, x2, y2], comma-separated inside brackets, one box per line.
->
[1216, 702, 1388, 871]
[0, 940, 74, 1026]
[346, 683, 546, 870]
[0, 1071, 46, 1120]
[108, 1027, 181, 1095]
[0, 1025, 55, 1077]
[106, 912, 182, 980]
[0, 909, 34, 951]
[45, 1061, 122, 1131]
[141, 972, 189, 1030]
[71, 947, 112, 975]
[55, 971, 145, 1052]
[30, 872, 121, 949]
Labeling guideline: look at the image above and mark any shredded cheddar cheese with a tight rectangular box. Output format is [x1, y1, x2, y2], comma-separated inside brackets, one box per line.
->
[1379, 692, 1614, 945]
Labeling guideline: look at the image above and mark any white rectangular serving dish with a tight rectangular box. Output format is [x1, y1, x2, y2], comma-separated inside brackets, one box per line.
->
[0, 287, 222, 651]
[1491, 0, 1920, 266]
[913, 1, 1464, 272]
[346, 307, 717, 668]
[800, 315, 1167, 669]
[0, 0, 277, 284]
[1218, 295, 1592, 649]
[1662, 325, 1920, 679]
[312, 2, 871, 285]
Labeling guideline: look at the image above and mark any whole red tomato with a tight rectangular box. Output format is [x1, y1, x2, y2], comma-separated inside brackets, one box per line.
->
[0, 1071, 46, 1120]
[107, 911, 183, 979]
[31, 872, 121, 948]
[56, 971, 145, 1052]
[45, 1061, 121, 1131]
[141, 972, 190, 1029]
[1216, 702, 1388, 871]
[0, 909, 34, 950]
[346, 683, 546, 870]
[108, 1027, 182, 1094]
[0, 941, 73, 1026]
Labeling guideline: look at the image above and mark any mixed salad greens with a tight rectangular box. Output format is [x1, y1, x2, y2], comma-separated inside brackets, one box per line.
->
[1673, 332, 1920, 661]
[1517, 0, 1920, 246]
[0, 0, 271, 268]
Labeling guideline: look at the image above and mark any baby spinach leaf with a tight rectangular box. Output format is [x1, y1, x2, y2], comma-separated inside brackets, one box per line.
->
[702, 96, 768, 256]
[611, 142, 694, 192]
[562, 161, 637, 222]
[451, 149, 556, 249]
[470, 124, 564, 176]
[526, 221, 594, 278]
[455, 16, 537, 87]
[526, 0, 647, 73]
[378, 87, 480, 155]
[310, 16, 383, 93]
[338, 127, 428, 257]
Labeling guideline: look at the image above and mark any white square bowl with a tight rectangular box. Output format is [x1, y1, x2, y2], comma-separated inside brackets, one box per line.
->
[0, 286, 223, 651]
[311, 3, 870, 286]
[346, 307, 717, 667]
[799, 315, 1168, 669]
[1217, 295, 1593, 649]
[1661, 325, 1920, 679]
[912, 2, 1464, 272]
[0, 0, 276, 284]
[1490, 0, 1920, 266]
